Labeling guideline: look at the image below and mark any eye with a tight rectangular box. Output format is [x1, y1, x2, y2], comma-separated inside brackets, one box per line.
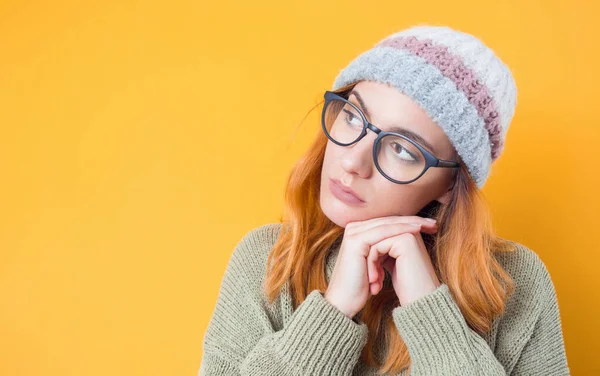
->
[390, 142, 418, 163]
[342, 109, 363, 128]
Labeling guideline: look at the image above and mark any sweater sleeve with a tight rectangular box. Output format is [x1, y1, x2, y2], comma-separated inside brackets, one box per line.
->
[509, 265, 570, 375]
[392, 284, 508, 375]
[391, 278, 570, 375]
[198, 225, 369, 376]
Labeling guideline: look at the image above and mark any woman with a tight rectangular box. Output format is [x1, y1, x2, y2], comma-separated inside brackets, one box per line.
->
[198, 25, 570, 375]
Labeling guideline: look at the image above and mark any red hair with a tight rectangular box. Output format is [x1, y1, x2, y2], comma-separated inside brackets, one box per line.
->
[264, 82, 516, 374]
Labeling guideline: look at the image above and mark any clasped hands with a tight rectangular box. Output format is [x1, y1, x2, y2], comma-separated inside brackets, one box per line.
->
[324, 216, 441, 319]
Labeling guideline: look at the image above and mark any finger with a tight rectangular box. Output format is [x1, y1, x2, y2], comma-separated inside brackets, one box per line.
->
[367, 236, 397, 285]
[348, 217, 436, 235]
[347, 215, 437, 234]
[358, 223, 421, 257]
[370, 281, 378, 295]
[382, 232, 421, 259]
[375, 260, 386, 294]
[412, 229, 427, 249]
[365, 226, 420, 291]
[351, 214, 436, 228]
[349, 222, 422, 258]
[418, 224, 439, 235]
[367, 241, 387, 283]
[367, 245, 389, 295]
[367, 244, 384, 283]
[363, 223, 422, 258]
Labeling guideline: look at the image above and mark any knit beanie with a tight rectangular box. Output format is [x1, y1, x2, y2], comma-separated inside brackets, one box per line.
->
[331, 25, 517, 189]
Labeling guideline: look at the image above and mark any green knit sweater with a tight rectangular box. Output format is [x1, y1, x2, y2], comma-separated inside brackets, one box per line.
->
[198, 223, 570, 375]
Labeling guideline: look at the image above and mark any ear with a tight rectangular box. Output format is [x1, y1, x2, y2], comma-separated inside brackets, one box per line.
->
[435, 177, 456, 206]
[436, 189, 452, 206]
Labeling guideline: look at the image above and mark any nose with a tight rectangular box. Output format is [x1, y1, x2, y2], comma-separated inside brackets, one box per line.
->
[339, 132, 375, 179]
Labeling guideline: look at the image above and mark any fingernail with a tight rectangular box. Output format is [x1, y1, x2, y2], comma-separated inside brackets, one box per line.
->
[425, 218, 437, 223]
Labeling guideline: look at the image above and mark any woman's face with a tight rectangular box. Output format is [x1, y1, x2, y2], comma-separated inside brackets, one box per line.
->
[320, 80, 459, 228]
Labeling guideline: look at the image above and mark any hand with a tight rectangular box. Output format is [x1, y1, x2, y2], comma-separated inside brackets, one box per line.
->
[324, 216, 438, 319]
[368, 220, 441, 306]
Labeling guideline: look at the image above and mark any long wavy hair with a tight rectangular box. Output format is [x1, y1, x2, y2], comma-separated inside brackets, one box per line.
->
[263, 81, 516, 375]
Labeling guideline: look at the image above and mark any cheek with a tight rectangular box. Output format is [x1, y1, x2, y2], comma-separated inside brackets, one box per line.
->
[321, 143, 340, 174]
[320, 144, 336, 185]
[369, 184, 423, 216]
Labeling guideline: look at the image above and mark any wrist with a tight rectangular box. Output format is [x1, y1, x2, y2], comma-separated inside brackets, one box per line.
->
[324, 292, 356, 319]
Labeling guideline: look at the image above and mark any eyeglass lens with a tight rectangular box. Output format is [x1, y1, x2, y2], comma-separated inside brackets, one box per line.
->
[322, 97, 427, 183]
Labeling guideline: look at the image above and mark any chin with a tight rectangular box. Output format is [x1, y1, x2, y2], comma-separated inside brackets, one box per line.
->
[319, 191, 355, 228]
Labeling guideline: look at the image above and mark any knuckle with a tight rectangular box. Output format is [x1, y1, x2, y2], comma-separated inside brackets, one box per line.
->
[395, 232, 412, 241]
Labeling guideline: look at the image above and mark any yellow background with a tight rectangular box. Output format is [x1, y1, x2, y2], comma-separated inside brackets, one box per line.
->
[1, 0, 598, 374]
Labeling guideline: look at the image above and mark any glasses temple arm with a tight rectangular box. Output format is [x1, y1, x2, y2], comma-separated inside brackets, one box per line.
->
[436, 160, 460, 168]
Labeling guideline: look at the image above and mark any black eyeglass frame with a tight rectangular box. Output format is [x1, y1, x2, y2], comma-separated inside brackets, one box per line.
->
[321, 90, 460, 184]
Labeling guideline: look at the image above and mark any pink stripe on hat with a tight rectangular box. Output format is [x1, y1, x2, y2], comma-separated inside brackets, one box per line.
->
[376, 36, 504, 161]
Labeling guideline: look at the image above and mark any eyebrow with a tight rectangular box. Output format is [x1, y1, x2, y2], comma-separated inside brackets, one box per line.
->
[349, 90, 437, 154]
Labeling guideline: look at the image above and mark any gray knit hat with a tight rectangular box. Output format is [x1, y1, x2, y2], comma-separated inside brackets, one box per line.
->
[332, 25, 517, 189]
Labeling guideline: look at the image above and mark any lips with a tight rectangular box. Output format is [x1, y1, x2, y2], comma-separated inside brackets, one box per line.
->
[330, 178, 365, 203]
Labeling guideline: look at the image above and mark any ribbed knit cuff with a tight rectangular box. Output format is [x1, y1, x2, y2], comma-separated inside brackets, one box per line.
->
[273, 289, 369, 375]
[392, 284, 473, 370]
